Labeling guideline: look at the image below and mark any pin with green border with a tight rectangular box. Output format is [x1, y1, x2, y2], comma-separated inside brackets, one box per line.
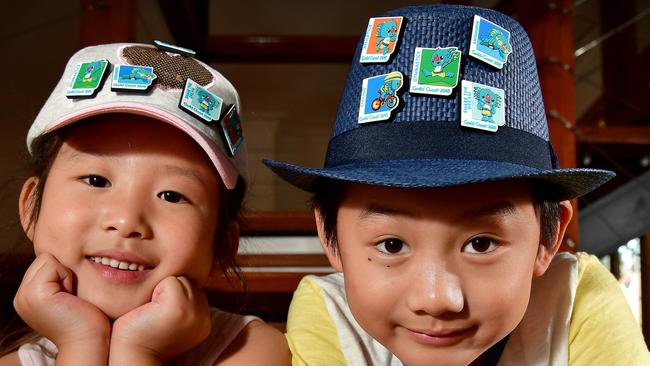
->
[220, 105, 244, 156]
[66, 59, 110, 97]
[179, 79, 223, 123]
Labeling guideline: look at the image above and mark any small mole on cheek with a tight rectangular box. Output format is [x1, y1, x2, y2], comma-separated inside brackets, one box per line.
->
[386, 265, 390, 268]
[368, 258, 372, 261]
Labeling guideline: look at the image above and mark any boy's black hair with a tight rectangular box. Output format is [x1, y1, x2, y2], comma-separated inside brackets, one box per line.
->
[311, 179, 562, 254]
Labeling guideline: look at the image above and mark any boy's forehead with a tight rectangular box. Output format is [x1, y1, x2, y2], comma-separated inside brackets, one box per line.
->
[342, 180, 535, 219]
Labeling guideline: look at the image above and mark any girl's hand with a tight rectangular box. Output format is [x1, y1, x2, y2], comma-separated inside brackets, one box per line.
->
[13, 253, 110, 364]
[110, 276, 211, 365]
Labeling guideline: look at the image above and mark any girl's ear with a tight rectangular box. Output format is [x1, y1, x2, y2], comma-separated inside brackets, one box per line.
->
[314, 208, 343, 272]
[19, 177, 39, 241]
[533, 200, 573, 277]
[209, 221, 240, 278]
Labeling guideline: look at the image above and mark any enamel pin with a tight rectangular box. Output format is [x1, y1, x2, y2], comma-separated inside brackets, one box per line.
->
[410, 47, 462, 96]
[154, 40, 196, 57]
[460, 80, 505, 132]
[468, 15, 512, 69]
[360, 16, 404, 63]
[220, 105, 244, 156]
[66, 59, 110, 97]
[179, 78, 223, 123]
[111, 65, 157, 91]
[358, 71, 404, 124]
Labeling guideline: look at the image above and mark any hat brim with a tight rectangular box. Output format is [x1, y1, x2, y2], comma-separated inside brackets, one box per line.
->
[263, 158, 614, 200]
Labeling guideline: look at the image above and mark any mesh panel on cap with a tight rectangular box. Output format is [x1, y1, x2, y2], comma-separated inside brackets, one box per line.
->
[122, 46, 213, 89]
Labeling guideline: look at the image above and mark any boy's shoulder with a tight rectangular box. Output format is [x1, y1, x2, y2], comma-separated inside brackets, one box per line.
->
[289, 274, 401, 366]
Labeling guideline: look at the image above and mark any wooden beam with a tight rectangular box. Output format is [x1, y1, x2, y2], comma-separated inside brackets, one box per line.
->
[242, 211, 316, 235]
[601, 0, 643, 126]
[207, 272, 318, 293]
[205, 35, 358, 63]
[576, 126, 650, 144]
[80, 0, 135, 46]
[517, 0, 580, 250]
[237, 254, 329, 267]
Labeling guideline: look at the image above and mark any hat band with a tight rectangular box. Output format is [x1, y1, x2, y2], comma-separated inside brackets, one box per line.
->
[325, 121, 556, 170]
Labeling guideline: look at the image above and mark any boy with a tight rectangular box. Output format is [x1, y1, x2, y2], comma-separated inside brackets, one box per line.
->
[264, 4, 650, 366]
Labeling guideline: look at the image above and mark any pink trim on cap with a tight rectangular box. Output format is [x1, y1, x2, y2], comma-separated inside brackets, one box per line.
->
[43, 102, 239, 189]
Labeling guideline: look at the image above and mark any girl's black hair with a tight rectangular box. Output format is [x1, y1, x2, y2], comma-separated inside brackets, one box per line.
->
[1, 120, 247, 356]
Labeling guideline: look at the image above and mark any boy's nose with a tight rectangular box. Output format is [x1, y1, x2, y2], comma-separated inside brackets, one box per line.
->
[406, 266, 465, 316]
[100, 194, 153, 239]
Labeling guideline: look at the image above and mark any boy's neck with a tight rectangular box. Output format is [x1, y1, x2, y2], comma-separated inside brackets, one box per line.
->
[469, 355, 484, 365]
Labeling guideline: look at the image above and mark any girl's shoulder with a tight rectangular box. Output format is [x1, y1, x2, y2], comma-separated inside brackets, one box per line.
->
[0, 351, 21, 366]
[174, 308, 289, 366]
[214, 319, 289, 366]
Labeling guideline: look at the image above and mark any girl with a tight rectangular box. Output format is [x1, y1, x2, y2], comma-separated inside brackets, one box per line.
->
[0, 43, 289, 366]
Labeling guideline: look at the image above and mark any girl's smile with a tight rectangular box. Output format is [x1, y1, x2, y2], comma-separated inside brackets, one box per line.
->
[21, 114, 222, 319]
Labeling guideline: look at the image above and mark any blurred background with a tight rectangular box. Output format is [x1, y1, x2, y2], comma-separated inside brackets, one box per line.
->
[1, 0, 649, 335]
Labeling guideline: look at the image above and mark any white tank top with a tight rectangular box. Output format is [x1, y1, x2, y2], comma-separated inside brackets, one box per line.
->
[17, 308, 259, 366]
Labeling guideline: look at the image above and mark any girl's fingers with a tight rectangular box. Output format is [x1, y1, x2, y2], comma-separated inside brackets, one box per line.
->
[20, 252, 55, 283]
[26, 254, 74, 295]
[151, 276, 207, 310]
[175, 276, 193, 299]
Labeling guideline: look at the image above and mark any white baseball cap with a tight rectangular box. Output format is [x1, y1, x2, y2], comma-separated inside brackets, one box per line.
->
[27, 43, 247, 189]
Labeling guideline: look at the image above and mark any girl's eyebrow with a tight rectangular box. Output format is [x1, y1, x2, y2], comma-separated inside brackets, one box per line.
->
[162, 164, 202, 181]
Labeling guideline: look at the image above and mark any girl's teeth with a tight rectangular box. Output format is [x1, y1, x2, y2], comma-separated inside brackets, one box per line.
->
[90, 256, 147, 271]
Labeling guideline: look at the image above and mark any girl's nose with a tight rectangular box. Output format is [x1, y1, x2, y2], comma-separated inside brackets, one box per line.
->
[100, 194, 153, 239]
[406, 266, 465, 316]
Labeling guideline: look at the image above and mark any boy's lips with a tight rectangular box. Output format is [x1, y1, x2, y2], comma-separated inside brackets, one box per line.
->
[403, 325, 477, 346]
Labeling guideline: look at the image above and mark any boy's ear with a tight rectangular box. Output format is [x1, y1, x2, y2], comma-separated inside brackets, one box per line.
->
[314, 208, 343, 272]
[19, 177, 39, 241]
[209, 221, 240, 278]
[533, 200, 573, 277]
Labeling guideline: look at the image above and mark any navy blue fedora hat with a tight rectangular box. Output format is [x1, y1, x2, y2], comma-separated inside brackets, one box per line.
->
[263, 4, 614, 200]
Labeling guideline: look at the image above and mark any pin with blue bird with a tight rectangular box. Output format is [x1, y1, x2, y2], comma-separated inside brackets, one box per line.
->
[359, 17, 403, 63]
[469, 15, 513, 69]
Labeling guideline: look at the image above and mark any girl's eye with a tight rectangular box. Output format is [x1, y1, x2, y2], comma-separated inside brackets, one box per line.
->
[375, 238, 409, 255]
[463, 237, 499, 254]
[158, 191, 188, 204]
[81, 175, 111, 188]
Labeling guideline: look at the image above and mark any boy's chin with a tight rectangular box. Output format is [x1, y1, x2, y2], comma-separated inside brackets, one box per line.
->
[395, 349, 483, 366]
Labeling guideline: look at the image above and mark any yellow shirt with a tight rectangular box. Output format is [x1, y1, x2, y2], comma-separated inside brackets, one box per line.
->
[285, 253, 650, 365]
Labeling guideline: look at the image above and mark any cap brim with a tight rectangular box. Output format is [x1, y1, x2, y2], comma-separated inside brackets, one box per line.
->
[263, 158, 615, 200]
[41, 102, 240, 190]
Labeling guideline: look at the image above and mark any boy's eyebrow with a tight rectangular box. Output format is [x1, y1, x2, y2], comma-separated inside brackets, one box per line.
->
[358, 201, 519, 221]
[359, 203, 421, 220]
[455, 201, 519, 221]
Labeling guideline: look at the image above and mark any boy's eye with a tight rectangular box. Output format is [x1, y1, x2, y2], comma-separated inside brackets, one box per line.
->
[375, 238, 409, 255]
[158, 191, 188, 204]
[462, 237, 499, 254]
[81, 175, 111, 188]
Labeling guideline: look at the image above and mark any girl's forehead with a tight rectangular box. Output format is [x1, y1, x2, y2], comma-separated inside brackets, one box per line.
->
[54, 115, 220, 180]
